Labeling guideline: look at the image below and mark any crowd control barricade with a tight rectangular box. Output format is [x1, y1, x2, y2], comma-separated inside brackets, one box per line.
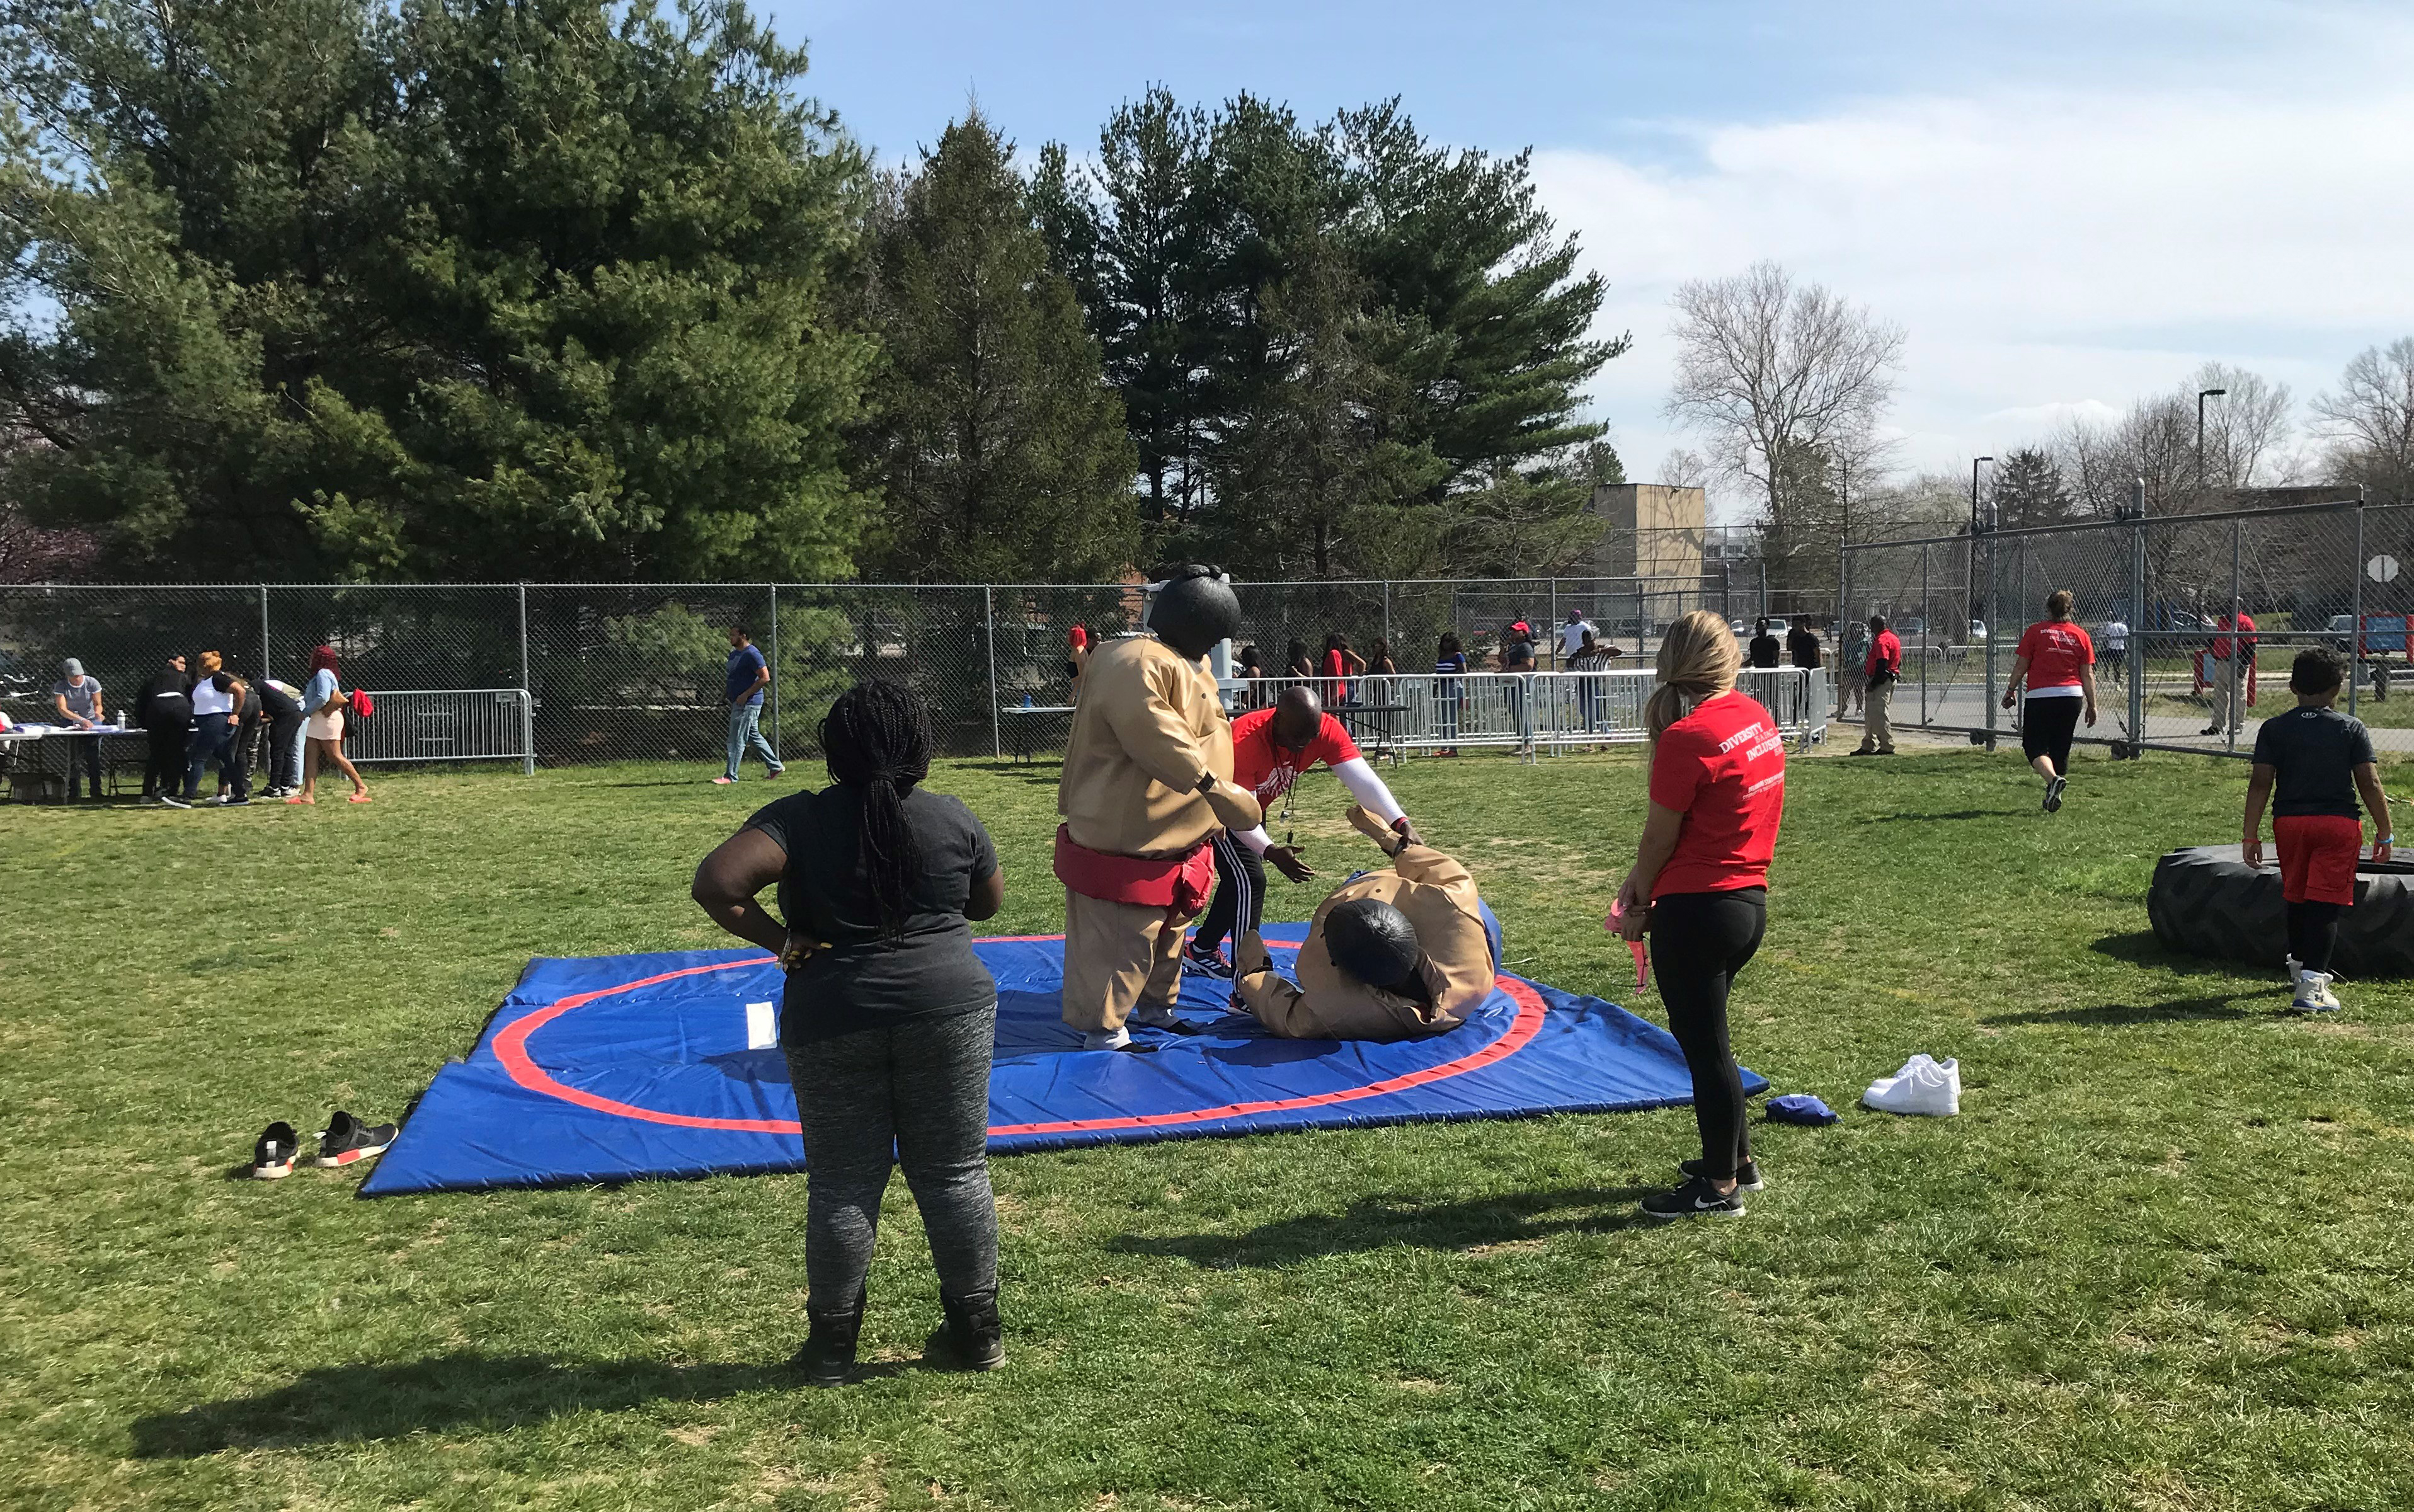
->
[343, 689, 536, 775]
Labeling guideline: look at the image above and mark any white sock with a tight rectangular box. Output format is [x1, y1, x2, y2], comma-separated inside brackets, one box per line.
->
[1082, 1028, 1131, 1051]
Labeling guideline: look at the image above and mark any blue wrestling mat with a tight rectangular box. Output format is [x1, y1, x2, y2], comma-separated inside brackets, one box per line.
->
[360, 927, 1768, 1195]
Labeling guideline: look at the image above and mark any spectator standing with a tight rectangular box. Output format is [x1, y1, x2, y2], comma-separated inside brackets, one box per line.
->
[49, 658, 106, 801]
[1235, 644, 1267, 709]
[717, 626, 784, 785]
[1569, 628, 1619, 731]
[2204, 610, 2258, 736]
[1502, 621, 1537, 742]
[1839, 619, 1870, 716]
[2001, 590, 2098, 813]
[690, 682, 1007, 1383]
[220, 675, 266, 805]
[1558, 609, 1596, 669]
[1433, 633, 1468, 757]
[136, 653, 192, 802]
[1786, 621, 1822, 671]
[289, 646, 371, 805]
[256, 677, 305, 796]
[1850, 616, 1902, 755]
[166, 653, 242, 808]
[2101, 617, 2129, 686]
[1747, 617, 1782, 669]
[1367, 638, 1399, 675]
[2243, 650, 2392, 1012]
[1609, 609, 1785, 1219]
[1284, 639, 1315, 685]
[1321, 633, 1365, 705]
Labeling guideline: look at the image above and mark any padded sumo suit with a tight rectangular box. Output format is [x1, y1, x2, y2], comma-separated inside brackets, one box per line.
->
[1233, 815, 1493, 1041]
[1056, 583, 1263, 1037]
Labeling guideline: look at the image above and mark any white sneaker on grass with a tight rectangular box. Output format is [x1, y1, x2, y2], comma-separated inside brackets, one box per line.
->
[2291, 971, 2342, 1012]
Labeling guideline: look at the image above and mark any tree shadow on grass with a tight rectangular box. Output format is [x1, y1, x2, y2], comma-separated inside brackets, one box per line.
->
[1111, 1185, 1659, 1269]
[1985, 995, 2266, 1026]
[1858, 808, 2029, 823]
[129, 1351, 896, 1455]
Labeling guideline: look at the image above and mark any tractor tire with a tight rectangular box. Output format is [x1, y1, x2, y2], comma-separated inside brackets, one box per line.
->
[2148, 844, 2414, 977]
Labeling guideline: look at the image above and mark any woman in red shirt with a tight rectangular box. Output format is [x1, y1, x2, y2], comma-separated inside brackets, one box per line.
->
[1608, 609, 1785, 1220]
[1999, 589, 2098, 813]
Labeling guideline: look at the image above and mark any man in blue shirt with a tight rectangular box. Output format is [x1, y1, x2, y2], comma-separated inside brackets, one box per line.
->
[716, 626, 784, 785]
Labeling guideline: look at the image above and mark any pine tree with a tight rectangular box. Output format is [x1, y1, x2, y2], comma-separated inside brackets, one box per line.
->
[854, 112, 1137, 583]
[0, 0, 874, 580]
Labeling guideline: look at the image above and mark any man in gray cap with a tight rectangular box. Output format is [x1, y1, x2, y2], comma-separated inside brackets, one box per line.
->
[50, 658, 107, 801]
[1232, 806, 1494, 1041]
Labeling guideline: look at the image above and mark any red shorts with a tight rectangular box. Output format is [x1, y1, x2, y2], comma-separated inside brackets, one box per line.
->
[2274, 814, 2363, 905]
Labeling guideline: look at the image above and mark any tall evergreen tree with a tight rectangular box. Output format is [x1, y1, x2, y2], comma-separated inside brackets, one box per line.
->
[852, 112, 1136, 583]
[1991, 445, 2076, 529]
[0, 0, 874, 580]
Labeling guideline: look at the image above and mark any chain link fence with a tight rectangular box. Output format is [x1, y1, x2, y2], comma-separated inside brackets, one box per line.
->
[1840, 498, 2411, 755]
[1, 575, 1807, 770]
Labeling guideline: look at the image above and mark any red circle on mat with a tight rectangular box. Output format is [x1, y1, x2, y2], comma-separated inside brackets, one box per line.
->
[488, 936, 1548, 1138]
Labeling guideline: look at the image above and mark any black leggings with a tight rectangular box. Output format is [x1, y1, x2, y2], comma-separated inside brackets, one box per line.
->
[2287, 901, 2343, 975]
[2022, 695, 2081, 773]
[1191, 828, 1266, 955]
[1650, 888, 1767, 1179]
[144, 724, 188, 796]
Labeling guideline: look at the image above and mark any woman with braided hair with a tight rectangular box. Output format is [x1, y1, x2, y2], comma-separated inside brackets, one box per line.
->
[1607, 609, 1786, 1220]
[692, 681, 1007, 1385]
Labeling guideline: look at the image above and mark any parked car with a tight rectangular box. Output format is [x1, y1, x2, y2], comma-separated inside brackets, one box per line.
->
[1968, 619, 1988, 642]
[2328, 614, 2408, 656]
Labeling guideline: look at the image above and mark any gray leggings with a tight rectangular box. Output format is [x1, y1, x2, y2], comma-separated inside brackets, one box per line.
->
[781, 1005, 998, 1310]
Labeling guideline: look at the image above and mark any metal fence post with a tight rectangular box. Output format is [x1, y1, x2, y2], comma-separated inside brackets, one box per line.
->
[515, 582, 531, 772]
[2350, 500, 2366, 719]
[1919, 543, 1931, 724]
[984, 586, 1001, 760]
[1981, 530, 1998, 751]
[767, 583, 780, 762]
[1548, 580, 1559, 668]
[2227, 519, 2243, 753]
[2129, 508, 2147, 752]
[259, 585, 271, 681]
[1383, 580, 1393, 661]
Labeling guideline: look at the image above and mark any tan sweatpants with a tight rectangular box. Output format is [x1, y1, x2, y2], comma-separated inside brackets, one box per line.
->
[1858, 679, 1896, 753]
[2214, 661, 2248, 731]
[1061, 888, 1187, 1033]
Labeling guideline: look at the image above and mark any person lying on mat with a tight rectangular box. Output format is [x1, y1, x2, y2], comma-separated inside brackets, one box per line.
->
[1184, 683, 1421, 980]
[1232, 806, 1490, 1041]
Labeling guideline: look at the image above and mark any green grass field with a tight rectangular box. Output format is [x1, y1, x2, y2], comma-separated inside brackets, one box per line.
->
[5, 747, 2411, 1511]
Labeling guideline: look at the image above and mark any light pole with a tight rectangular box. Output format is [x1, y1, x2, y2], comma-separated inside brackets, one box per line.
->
[2197, 387, 2226, 501]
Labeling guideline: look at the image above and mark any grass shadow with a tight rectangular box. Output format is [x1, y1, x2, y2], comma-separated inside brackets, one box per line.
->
[129, 1351, 904, 1454]
[1858, 808, 2028, 823]
[1111, 1185, 1659, 1269]
[1985, 995, 2267, 1026]
[2088, 930, 2265, 978]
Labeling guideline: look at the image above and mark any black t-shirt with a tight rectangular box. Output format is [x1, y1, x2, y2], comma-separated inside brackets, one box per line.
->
[137, 670, 191, 730]
[257, 681, 302, 721]
[1749, 634, 1782, 668]
[2251, 706, 2375, 820]
[1787, 629, 1822, 668]
[744, 784, 999, 1041]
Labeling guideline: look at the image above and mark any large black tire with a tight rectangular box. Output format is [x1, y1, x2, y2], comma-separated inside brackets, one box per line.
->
[2148, 844, 2414, 977]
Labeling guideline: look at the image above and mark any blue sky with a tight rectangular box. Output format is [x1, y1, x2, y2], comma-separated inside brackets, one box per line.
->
[769, 1, 2414, 511]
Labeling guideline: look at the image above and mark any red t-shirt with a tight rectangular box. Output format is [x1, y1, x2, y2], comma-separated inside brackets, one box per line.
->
[1649, 690, 1785, 898]
[1320, 648, 1351, 703]
[2015, 621, 2095, 691]
[1230, 707, 1363, 806]
[1865, 629, 1903, 679]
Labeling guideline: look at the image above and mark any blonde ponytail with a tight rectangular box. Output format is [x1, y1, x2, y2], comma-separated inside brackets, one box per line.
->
[1645, 609, 1742, 742]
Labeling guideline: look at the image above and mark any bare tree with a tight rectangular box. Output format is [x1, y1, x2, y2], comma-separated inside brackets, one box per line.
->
[2314, 337, 2414, 505]
[1663, 261, 1906, 561]
[2188, 362, 2293, 491]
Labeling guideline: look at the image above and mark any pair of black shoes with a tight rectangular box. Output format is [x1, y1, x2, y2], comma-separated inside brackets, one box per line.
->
[250, 1111, 396, 1179]
[791, 1290, 1004, 1387]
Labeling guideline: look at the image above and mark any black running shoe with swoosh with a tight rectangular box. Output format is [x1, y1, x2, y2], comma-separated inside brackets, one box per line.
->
[1641, 1174, 1747, 1220]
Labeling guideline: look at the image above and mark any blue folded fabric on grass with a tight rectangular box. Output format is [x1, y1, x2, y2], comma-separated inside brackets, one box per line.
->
[1766, 1092, 1839, 1125]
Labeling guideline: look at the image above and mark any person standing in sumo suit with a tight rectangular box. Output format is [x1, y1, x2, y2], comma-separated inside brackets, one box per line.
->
[1055, 567, 1264, 1050]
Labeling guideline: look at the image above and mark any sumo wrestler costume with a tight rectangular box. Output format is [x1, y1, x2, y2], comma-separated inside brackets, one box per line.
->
[1055, 569, 1263, 1049]
[1233, 806, 1493, 1041]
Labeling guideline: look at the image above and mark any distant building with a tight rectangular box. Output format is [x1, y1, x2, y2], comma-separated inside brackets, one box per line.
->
[1588, 483, 1707, 626]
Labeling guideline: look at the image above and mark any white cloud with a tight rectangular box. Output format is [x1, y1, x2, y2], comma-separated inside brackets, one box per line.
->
[1536, 30, 2414, 500]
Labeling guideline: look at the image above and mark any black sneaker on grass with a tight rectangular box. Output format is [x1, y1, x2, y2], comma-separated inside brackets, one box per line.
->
[314, 1111, 396, 1167]
[251, 1121, 299, 1180]
[1640, 1174, 1746, 1220]
[159, 794, 192, 809]
[2044, 775, 2066, 813]
[1679, 1157, 1763, 1192]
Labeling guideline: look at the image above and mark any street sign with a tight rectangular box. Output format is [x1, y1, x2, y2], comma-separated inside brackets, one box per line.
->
[2370, 555, 2401, 584]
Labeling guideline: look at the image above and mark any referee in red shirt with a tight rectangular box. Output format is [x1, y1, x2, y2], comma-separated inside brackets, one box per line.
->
[1609, 609, 1786, 1220]
[2000, 589, 2099, 813]
[1183, 685, 1419, 978]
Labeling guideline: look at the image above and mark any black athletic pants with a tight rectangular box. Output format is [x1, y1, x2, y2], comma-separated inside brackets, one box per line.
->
[268, 711, 303, 789]
[2021, 695, 2081, 773]
[1649, 887, 1768, 1180]
[2287, 901, 2343, 975]
[1191, 829, 1265, 956]
[144, 723, 188, 797]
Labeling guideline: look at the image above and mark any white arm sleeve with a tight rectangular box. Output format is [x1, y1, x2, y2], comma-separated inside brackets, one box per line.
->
[1235, 825, 1273, 855]
[1331, 757, 1407, 826]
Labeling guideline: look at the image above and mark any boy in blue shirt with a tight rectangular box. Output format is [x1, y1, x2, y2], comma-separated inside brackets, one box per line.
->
[717, 626, 784, 785]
